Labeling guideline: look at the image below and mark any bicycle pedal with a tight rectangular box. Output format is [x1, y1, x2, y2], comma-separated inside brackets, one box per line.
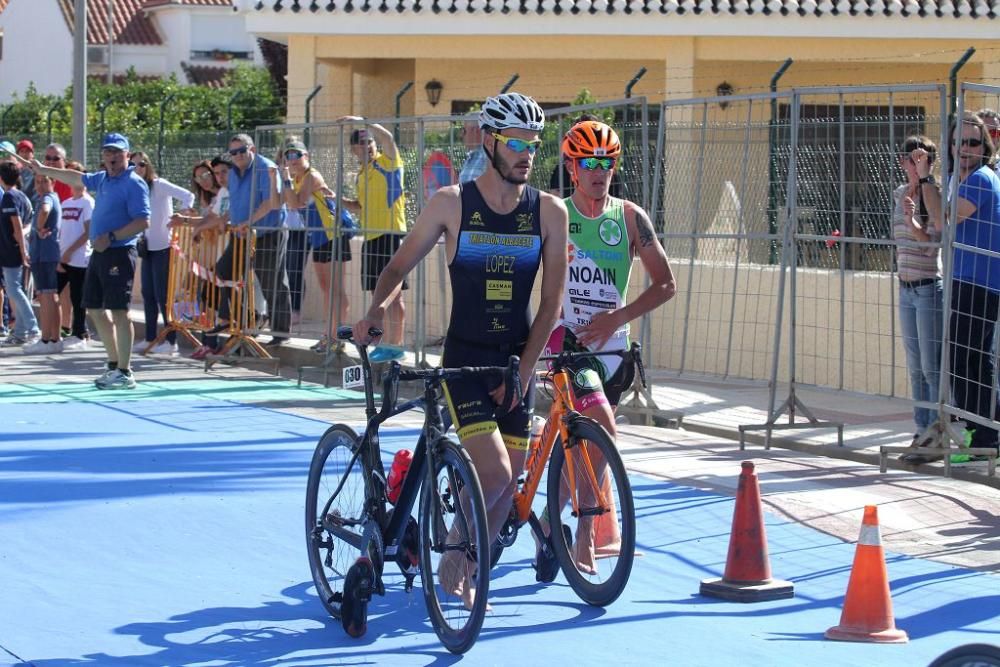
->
[341, 557, 374, 639]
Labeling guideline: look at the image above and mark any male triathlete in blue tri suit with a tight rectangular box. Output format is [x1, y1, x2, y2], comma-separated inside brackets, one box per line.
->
[355, 92, 569, 608]
[536, 120, 676, 580]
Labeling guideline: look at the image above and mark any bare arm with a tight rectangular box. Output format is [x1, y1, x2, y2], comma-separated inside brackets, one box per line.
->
[10, 214, 28, 266]
[338, 115, 398, 162]
[62, 221, 90, 263]
[284, 170, 324, 209]
[521, 194, 569, 376]
[17, 155, 84, 189]
[35, 201, 52, 238]
[619, 205, 676, 321]
[354, 188, 456, 344]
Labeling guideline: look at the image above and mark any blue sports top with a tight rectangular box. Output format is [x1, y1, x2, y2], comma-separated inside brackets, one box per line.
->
[447, 182, 543, 346]
[82, 167, 150, 247]
[954, 165, 1000, 292]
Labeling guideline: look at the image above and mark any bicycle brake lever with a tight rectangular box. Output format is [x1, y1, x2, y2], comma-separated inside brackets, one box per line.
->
[505, 355, 522, 412]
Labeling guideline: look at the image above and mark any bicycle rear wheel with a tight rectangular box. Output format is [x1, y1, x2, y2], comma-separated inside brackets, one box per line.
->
[547, 416, 635, 606]
[419, 436, 491, 654]
[306, 424, 380, 620]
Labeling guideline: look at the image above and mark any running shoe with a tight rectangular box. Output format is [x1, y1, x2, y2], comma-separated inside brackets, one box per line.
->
[368, 346, 404, 363]
[151, 341, 179, 356]
[96, 368, 136, 390]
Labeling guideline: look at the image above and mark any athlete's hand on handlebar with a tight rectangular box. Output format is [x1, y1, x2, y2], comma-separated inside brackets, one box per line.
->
[488, 356, 527, 413]
[352, 317, 384, 346]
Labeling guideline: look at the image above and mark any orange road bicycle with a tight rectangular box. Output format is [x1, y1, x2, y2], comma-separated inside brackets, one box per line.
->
[492, 343, 646, 606]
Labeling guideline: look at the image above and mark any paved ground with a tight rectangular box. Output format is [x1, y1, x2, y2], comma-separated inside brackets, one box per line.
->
[0, 341, 997, 665]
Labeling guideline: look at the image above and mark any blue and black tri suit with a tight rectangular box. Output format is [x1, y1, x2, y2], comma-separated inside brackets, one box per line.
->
[441, 182, 542, 450]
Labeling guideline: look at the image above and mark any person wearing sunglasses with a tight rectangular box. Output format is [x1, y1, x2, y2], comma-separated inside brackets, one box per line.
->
[338, 116, 408, 363]
[531, 120, 676, 578]
[353, 92, 568, 610]
[547, 113, 624, 199]
[917, 112, 1000, 462]
[41, 144, 72, 203]
[892, 136, 943, 463]
[128, 151, 195, 357]
[227, 133, 290, 348]
[24, 132, 150, 390]
[280, 138, 352, 355]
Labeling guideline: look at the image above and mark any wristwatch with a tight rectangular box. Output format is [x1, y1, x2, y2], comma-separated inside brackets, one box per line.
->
[108, 231, 117, 243]
[918, 175, 936, 186]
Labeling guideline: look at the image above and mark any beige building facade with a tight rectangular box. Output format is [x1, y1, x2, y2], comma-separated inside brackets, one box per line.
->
[234, 2, 1000, 121]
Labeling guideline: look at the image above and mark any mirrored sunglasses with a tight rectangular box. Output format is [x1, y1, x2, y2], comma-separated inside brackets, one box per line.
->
[284, 150, 304, 160]
[491, 132, 542, 154]
[578, 156, 616, 171]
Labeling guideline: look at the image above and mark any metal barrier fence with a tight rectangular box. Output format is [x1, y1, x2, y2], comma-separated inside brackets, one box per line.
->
[115, 87, 999, 472]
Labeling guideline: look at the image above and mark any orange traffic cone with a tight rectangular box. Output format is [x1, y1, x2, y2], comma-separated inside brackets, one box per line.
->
[700, 461, 794, 602]
[826, 505, 908, 643]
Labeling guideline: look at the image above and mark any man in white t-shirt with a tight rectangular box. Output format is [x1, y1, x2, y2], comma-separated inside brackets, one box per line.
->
[57, 161, 93, 349]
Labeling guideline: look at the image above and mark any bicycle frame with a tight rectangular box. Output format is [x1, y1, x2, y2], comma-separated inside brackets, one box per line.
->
[507, 343, 645, 536]
[322, 355, 452, 578]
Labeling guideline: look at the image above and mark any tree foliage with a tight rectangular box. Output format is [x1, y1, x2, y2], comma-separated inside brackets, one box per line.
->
[1, 65, 284, 140]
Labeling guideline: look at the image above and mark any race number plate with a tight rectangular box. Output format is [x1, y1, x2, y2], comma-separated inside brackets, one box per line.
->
[342, 365, 364, 389]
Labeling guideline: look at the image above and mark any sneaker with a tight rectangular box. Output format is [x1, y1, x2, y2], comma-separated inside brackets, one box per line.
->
[949, 429, 976, 463]
[1, 334, 27, 347]
[263, 336, 288, 348]
[310, 336, 330, 354]
[62, 335, 88, 351]
[22, 339, 53, 355]
[93, 364, 117, 387]
[96, 368, 136, 390]
[368, 346, 405, 363]
[133, 340, 153, 354]
[151, 341, 179, 356]
[60, 326, 71, 338]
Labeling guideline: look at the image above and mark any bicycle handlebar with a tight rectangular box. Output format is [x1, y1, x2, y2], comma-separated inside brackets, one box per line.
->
[335, 325, 523, 412]
[539, 342, 647, 389]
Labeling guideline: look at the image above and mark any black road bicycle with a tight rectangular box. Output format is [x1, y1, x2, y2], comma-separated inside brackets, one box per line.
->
[305, 326, 521, 654]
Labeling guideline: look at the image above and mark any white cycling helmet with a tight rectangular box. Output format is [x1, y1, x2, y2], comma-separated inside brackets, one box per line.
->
[479, 93, 545, 132]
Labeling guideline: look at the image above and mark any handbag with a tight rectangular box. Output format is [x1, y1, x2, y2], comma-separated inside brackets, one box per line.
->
[136, 235, 149, 258]
[311, 192, 358, 242]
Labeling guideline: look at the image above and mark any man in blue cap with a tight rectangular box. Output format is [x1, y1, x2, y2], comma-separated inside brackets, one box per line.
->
[26, 132, 150, 389]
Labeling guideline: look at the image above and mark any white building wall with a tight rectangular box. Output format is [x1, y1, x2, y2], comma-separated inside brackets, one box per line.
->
[0, 0, 73, 100]
[152, 8, 192, 82]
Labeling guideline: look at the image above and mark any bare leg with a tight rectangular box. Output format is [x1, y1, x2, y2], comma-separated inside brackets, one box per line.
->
[386, 292, 405, 346]
[59, 284, 72, 330]
[89, 309, 118, 364]
[314, 260, 333, 335]
[112, 309, 134, 370]
[334, 261, 350, 328]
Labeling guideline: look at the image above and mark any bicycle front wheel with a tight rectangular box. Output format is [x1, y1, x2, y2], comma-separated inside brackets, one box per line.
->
[547, 416, 635, 606]
[306, 424, 378, 620]
[419, 437, 491, 654]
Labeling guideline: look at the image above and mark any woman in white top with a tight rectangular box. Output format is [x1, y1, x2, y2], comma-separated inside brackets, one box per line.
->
[131, 151, 196, 355]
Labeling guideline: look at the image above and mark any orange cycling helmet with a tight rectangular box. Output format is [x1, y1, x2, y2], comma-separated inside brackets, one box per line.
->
[561, 120, 621, 159]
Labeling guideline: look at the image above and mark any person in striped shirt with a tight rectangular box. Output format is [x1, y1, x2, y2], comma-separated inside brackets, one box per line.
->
[893, 135, 943, 450]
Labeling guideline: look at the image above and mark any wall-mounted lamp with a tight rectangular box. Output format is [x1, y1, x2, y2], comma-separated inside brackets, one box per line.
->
[425, 79, 444, 107]
[716, 82, 734, 110]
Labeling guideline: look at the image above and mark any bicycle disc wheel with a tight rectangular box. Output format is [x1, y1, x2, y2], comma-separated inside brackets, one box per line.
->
[306, 424, 378, 620]
[547, 416, 635, 606]
[419, 437, 491, 654]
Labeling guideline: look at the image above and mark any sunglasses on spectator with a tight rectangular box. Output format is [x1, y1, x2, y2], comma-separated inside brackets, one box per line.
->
[284, 150, 304, 160]
[228, 146, 249, 156]
[491, 132, 542, 154]
[43, 155, 62, 163]
[578, 156, 616, 171]
[196, 172, 214, 181]
[130, 161, 148, 168]
[953, 138, 983, 148]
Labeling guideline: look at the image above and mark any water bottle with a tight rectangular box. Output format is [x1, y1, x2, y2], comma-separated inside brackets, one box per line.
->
[386, 449, 413, 504]
[529, 416, 547, 450]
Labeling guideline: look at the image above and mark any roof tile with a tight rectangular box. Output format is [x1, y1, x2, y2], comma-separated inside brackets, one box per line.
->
[233, 0, 998, 15]
[58, 0, 163, 46]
